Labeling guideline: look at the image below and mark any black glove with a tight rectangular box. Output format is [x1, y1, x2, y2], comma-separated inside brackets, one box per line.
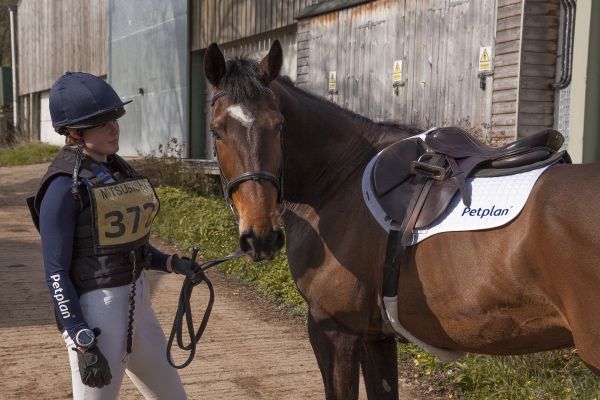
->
[72, 329, 112, 388]
[171, 254, 204, 281]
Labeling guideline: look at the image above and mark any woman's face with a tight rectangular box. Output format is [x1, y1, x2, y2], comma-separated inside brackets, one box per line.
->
[81, 120, 120, 160]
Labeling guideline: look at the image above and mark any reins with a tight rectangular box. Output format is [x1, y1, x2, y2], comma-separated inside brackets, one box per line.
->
[167, 246, 244, 369]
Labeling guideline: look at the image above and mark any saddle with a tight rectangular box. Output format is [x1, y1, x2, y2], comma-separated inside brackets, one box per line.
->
[371, 127, 570, 246]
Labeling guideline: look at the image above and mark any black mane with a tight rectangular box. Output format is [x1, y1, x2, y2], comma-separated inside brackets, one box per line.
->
[222, 58, 271, 104]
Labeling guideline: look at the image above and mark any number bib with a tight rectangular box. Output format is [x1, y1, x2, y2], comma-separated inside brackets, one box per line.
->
[89, 178, 160, 250]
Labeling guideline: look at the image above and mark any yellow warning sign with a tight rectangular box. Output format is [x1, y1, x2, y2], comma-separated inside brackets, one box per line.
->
[328, 71, 337, 91]
[392, 60, 403, 83]
[479, 47, 492, 72]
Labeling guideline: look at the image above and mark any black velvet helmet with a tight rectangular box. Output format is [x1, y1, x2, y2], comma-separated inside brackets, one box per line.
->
[49, 72, 132, 133]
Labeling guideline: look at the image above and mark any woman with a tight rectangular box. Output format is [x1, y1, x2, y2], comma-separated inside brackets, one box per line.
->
[27, 72, 195, 399]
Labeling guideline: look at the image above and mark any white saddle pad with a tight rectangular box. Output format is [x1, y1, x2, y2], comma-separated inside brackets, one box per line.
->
[362, 143, 551, 245]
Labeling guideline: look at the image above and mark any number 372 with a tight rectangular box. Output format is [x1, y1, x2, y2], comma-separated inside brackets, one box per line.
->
[104, 203, 156, 238]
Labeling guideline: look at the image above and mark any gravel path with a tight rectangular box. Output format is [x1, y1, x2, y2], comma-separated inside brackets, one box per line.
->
[0, 162, 424, 399]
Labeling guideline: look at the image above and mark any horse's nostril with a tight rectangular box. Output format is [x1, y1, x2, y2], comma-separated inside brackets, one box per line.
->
[239, 229, 257, 254]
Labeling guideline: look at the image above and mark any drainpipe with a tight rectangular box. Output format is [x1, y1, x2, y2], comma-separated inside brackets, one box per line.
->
[8, 5, 18, 130]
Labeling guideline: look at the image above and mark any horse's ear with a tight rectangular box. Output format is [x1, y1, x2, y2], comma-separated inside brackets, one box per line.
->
[259, 40, 283, 84]
[204, 43, 226, 88]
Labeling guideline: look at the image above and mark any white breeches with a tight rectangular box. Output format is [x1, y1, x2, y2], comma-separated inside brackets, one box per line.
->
[63, 271, 186, 400]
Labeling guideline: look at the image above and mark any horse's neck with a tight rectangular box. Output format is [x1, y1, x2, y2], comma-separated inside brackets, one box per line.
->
[273, 81, 412, 207]
[274, 82, 386, 206]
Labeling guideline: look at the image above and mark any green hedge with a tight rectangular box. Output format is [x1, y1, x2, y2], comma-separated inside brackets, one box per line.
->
[0, 143, 60, 166]
[153, 186, 600, 399]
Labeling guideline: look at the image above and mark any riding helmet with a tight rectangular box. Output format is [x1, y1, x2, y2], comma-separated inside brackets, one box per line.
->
[49, 72, 132, 133]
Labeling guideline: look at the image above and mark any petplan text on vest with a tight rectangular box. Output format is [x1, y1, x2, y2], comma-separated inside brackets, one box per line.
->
[50, 274, 72, 319]
[461, 205, 510, 219]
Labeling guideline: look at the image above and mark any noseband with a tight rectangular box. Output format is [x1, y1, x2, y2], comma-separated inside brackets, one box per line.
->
[210, 89, 284, 219]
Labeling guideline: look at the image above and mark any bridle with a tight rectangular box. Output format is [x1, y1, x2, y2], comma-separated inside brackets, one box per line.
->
[210, 89, 285, 220]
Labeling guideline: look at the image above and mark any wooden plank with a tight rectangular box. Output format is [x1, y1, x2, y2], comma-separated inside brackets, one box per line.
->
[523, 27, 558, 41]
[522, 39, 558, 53]
[495, 52, 520, 67]
[496, 15, 522, 31]
[519, 88, 555, 102]
[518, 113, 554, 126]
[524, 2, 560, 16]
[521, 63, 556, 78]
[521, 52, 556, 65]
[523, 15, 559, 29]
[492, 113, 518, 126]
[519, 101, 554, 114]
[495, 40, 520, 55]
[498, 0, 522, 7]
[493, 89, 518, 103]
[494, 64, 519, 79]
[492, 101, 517, 114]
[496, 27, 521, 43]
[497, 4, 522, 19]
[519, 124, 552, 135]
[493, 76, 519, 91]
[490, 124, 517, 137]
[519, 76, 554, 89]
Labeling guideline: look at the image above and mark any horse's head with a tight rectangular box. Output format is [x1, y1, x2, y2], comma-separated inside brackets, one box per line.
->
[204, 40, 285, 261]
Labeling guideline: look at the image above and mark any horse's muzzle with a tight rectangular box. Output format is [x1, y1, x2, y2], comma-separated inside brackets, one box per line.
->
[239, 227, 285, 261]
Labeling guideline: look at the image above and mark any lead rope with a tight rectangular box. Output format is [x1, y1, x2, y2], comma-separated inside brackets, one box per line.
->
[167, 246, 243, 369]
[123, 250, 137, 362]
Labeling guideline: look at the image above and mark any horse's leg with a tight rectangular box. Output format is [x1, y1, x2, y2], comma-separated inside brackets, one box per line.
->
[360, 335, 398, 399]
[308, 305, 362, 400]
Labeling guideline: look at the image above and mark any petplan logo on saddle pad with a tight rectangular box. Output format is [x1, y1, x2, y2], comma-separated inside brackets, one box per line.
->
[461, 205, 510, 218]
[363, 159, 551, 244]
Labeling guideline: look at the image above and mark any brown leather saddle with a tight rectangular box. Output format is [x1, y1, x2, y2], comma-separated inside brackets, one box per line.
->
[370, 127, 571, 246]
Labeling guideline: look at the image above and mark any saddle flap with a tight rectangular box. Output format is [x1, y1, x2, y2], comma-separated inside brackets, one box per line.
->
[372, 138, 425, 196]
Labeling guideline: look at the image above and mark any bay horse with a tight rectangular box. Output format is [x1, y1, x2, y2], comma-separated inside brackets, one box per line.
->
[203, 40, 600, 399]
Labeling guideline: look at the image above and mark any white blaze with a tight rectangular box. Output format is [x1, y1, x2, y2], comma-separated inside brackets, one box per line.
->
[227, 104, 255, 128]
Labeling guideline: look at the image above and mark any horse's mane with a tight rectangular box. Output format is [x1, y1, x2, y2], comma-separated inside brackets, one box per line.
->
[275, 77, 423, 135]
[222, 57, 272, 104]
[223, 57, 422, 135]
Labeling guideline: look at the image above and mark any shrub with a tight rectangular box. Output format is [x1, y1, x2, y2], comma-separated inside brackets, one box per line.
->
[0, 142, 60, 166]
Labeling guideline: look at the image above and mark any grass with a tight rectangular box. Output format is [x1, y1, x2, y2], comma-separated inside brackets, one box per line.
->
[398, 344, 600, 399]
[0, 142, 60, 166]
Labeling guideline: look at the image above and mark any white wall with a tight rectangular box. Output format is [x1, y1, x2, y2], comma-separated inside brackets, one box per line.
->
[39, 91, 64, 146]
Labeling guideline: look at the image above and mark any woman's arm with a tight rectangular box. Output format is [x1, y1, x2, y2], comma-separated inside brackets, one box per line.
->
[39, 176, 89, 340]
[147, 244, 173, 273]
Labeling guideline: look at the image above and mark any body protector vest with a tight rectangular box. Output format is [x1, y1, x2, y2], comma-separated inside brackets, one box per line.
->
[27, 146, 160, 294]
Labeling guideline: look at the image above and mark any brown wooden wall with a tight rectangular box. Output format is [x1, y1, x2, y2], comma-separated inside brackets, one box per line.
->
[517, 0, 560, 135]
[191, 0, 320, 50]
[16, 0, 107, 95]
[491, 0, 523, 141]
[297, 0, 497, 139]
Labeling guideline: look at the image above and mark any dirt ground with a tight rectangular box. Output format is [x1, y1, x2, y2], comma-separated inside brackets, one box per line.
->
[0, 163, 426, 399]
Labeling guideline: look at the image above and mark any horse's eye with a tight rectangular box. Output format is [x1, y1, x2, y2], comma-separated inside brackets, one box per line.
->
[210, 129, 222, 140]
[275, 123, 284, 132]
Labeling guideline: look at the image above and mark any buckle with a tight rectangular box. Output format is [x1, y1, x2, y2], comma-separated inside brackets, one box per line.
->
[410, 161, 448, 180]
